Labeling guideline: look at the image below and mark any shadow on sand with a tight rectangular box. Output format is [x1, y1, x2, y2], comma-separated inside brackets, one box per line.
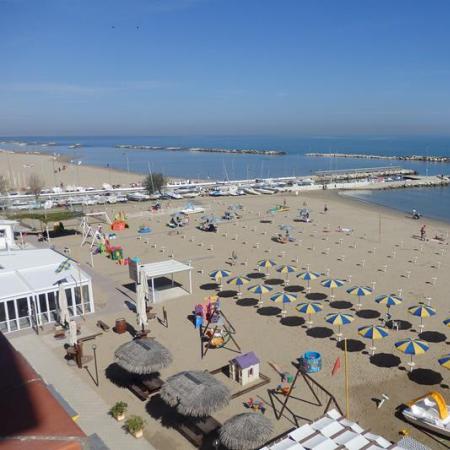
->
[306, 327, 333, 339]
[280, 316, 305, 327]
[369, 353, 401, 368]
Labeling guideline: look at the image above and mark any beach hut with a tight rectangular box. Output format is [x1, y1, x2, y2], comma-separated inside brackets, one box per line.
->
[229, 351, 260, 386]
[114, 338, 172, 375]
[219, 413, 273, 450]
[160, 370, 230, 417]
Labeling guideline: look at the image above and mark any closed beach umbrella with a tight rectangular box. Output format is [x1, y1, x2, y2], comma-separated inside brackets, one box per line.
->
[444, 318, 450, 328]
[115, 338, 173, 375]
[227, 276, 250, 294]
[270, 291, 297, 316]
[395, 338, 429, 372]
[438, 354, 450, 370]
[326, 313, 354, 341]
[219, 413, 273, 450]
[57, 283, 70, 327]
[68, 320, 78, 346]
[136, 282, 148, 330]
[321, 278, 345, 298]
[297, 302, 323, 327]
[408, 305, 436, 330]
[347, 286, 373, 309]
[257, 259, 276, 273]
[297, 271, 320, 291]
[160, 370, 230, 417]
[358, 325, 389, 355]
[248, 284, 273, 306]
[277, 265, 298, 281]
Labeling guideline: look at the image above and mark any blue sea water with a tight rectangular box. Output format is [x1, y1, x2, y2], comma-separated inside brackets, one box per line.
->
[1, 135, 450, 223]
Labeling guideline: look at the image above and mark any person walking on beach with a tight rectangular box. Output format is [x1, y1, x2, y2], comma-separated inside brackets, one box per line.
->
[420, 224, 426, 241]
[324, 204, 328, 214]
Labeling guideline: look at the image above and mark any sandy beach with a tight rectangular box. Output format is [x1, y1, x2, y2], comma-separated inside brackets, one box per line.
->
[0, 150, 142, 189]
[3, 153, 450, 449]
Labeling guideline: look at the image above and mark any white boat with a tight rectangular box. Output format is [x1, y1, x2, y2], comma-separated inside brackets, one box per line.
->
[243, 187, 260, 195]
[106, 195, 118, 204]
[254, 187, 275, 194]
[402, 392, 450, 438]
[182, 192, 200, 198]
[166, 191, 183, 200]
[127, 192, 150, 202]
[149, 193, 161, 200]
[180, 204, 205, 215]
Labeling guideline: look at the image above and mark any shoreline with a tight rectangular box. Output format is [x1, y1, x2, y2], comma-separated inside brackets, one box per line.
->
[1, 149, 449, 224]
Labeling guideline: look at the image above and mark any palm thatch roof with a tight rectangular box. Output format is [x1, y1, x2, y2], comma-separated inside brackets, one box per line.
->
[160, 370, 230, 417]
[220, 413, 273, 450]
[114, 338, 172, 375]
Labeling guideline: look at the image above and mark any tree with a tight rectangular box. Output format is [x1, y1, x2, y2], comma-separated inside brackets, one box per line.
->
[28, 173, 45, 199]
[0, 175, 8, 194]
[144, 172, 166, 195]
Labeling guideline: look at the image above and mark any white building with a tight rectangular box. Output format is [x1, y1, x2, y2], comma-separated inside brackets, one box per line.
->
[0, 248, 94, 333]
[0, 220, 19, 251]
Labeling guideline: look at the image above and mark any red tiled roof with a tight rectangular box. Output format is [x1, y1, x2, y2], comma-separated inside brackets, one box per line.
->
[0, 332, 87, 449]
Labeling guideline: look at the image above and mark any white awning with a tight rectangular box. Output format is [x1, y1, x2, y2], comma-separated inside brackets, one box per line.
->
[140, 259, 192, 279]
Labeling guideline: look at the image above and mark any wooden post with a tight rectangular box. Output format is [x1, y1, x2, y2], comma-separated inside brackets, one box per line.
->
[344, 338, 349, 418]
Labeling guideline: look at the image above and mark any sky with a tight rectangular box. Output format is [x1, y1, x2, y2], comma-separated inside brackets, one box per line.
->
[1, 0, 450, 136]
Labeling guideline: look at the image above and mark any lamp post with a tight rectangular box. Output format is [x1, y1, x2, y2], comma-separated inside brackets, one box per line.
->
[92, 344, 99, 387]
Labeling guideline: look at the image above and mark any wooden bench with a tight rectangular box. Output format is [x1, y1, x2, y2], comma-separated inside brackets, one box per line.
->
[78, 332, 102, 342]
[177, 416, 221, 448]
[96, 320, 110, 332]
[128, 377, 164, 401]
[129, 384, 149, 401]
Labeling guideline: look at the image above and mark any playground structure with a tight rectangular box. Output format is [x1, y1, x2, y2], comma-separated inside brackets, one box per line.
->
[111, 211, 128, 231]
[198, 301, 241, 358]
[80, 211, 111, 248]
[267, 358, 342, 426]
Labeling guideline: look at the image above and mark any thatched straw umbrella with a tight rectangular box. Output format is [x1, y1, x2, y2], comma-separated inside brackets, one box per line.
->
[160, 370, 230, 417]
[220, 413, 273, 450]
[114, 338, 172, 375]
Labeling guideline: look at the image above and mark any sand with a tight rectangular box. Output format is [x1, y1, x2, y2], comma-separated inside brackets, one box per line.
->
[3, 152, 450, 449]
[0, 150, 141, 189]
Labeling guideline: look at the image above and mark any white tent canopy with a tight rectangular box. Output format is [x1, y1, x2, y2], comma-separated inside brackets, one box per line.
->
[137, 259, 193, 303]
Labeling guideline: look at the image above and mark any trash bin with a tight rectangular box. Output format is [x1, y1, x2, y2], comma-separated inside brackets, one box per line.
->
[303, 351, 322, 373]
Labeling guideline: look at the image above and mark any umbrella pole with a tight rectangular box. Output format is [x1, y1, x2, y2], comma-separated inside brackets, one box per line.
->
[344, 338, 350, 418]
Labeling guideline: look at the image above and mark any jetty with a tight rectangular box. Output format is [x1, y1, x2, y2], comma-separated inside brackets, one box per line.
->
[115, 144, 286, 156]
[306, 152, 450, 163]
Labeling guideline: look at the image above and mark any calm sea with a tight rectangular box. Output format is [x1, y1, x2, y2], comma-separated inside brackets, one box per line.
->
[1, 135, 450, 223]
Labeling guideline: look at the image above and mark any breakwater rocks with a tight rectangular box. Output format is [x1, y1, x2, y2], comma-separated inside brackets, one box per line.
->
[116, 144, 286, 156]
[306, 152, 450, 163]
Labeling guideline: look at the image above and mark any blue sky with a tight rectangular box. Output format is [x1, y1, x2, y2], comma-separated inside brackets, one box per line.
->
[1, 0, 450, 136]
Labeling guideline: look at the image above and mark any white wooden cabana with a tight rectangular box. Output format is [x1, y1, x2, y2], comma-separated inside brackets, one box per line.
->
[131, 259, 193, 303]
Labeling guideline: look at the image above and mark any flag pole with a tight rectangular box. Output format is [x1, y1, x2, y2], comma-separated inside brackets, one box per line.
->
[344, 338, 349, 417]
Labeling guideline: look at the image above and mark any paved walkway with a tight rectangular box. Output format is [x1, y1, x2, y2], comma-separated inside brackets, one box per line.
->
[9, 333, 155, 450]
